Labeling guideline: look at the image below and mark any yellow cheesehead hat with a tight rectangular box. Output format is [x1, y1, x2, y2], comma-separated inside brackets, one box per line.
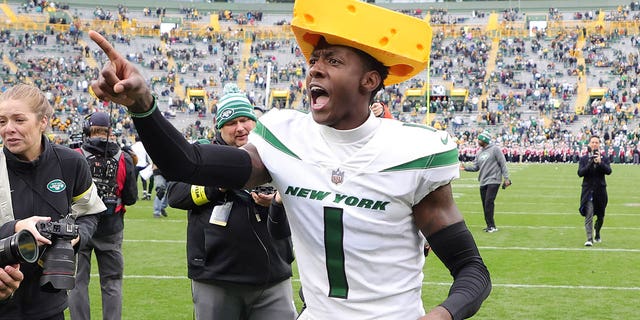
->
[291, 0, 432, 86]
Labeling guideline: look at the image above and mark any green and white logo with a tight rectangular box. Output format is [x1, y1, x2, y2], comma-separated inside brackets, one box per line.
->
[47, 179, 66, 193]
[440, 134, 449, 145]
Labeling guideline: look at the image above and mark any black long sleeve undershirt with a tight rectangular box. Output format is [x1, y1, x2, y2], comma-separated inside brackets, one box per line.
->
[131, 105, 252, 189]
[426, 221, 492, 320]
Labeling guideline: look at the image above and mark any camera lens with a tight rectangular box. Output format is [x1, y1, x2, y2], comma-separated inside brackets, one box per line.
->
[0, 230, 39, 266]
[40, 239, 77, 291]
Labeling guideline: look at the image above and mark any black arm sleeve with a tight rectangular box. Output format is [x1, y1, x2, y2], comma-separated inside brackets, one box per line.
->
[426, 221, 491, 320]
[268, 199, 291, 240]
[132, 105, 251, 189]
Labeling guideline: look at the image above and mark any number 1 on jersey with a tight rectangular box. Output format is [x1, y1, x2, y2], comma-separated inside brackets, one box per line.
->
[324, 207, 349, 299]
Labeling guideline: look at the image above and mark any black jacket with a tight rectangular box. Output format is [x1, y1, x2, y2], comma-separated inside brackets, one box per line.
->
[166, 134, 293, 285]
[81, 137, 138, 236]
[0, 137, 99, 320]
[578, 154, 612, 216]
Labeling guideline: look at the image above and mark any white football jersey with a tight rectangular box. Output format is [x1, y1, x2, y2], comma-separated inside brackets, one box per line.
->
[250, 109, 459, 319]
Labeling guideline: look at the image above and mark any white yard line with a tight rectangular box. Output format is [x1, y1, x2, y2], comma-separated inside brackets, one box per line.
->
[420, 281, 640, 291]
[109, 275, 640, 291]
[479, 245, 640, 253]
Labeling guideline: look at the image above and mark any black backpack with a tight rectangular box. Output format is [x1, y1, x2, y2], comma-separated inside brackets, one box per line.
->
[78, 148, 122, 215]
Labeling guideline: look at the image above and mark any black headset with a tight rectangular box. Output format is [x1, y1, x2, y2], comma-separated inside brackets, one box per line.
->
[82, 113, 93, 136]
[82, 112, 112, 137]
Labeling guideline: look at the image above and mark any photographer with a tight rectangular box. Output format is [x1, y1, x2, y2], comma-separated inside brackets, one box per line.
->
[166, 85, 296, 319]
[69, 112, 138, 320]
[578, 135, 612, 247]
[0, 84, 103, 319]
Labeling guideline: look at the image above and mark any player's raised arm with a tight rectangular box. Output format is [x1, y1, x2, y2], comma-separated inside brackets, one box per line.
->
[88, 30, 154, 113]
[87, 30, 268, 190]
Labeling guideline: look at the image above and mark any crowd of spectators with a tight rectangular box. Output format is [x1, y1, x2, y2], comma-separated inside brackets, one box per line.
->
[0, 1, 638, 164]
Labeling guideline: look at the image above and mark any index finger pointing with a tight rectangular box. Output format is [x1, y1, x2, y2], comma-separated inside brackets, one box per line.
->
[88, 30, 122, 63]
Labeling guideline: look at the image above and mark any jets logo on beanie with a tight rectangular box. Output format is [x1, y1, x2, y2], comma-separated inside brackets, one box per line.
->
[216, 83, 257, 129]
[478, 131, 492, 144]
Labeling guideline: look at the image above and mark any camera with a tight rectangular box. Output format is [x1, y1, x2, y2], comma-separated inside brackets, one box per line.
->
[0, 230, 39, 267]
[587, 146, 599, 159]
[67, 132, 84, 149]
[36, 217, 79, 291]
[252, 185, 276, 195]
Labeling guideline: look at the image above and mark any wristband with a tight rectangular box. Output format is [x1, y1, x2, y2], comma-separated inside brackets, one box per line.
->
[127, 96, 157, 118]
[190, 186, 210, 205]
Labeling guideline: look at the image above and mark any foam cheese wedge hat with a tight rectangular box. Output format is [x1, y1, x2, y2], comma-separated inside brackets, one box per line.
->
[291, 0, 432, 86]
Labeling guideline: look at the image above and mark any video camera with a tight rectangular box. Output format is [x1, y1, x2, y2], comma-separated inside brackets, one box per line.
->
[36, 216, 79, 291]
[68, 132, 84, 149]
[587, 146, 599, 159]
[0, 230, 39, 267]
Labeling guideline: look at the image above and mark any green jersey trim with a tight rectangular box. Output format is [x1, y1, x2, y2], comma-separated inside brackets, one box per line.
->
[253, 121, 301, 160]
[381, 148, 459, 172]
[401, 122, 437, 131]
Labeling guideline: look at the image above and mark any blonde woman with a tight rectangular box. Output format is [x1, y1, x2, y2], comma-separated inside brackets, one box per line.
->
[0, 84, 104, 319]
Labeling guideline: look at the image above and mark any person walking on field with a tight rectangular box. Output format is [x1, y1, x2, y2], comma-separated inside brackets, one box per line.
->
[69, 111, 138, 320]
[86, 0, 492, 318]
[131, 135, 152, 200]
[578, 135, 612, 247]
[461, 131, 511, 232]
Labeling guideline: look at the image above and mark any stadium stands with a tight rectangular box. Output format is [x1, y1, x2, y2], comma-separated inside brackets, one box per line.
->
[0, 1, 637, 163]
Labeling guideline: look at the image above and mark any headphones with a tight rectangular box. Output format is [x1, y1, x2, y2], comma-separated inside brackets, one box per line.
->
[82, 113, 93, 137]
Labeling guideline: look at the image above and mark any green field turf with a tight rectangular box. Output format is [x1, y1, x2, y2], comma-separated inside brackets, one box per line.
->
[74, 163, 640, 319]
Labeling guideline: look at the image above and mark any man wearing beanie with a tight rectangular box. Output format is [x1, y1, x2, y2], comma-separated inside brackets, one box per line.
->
[214, 83, 257, 131]
[461, 131, 511, 233]
[165, 83, 296, 320]
[69, 111, 138, 320]
[89, 0, 492, 317]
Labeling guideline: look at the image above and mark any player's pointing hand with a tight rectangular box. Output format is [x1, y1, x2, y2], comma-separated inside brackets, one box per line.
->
[88, 30, 154, 113]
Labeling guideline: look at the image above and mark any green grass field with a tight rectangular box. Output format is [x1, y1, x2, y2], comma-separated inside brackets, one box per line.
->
[76, 164, 640, 319]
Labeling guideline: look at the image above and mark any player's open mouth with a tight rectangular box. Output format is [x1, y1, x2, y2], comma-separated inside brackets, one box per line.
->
[310, 85, 329, 109]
